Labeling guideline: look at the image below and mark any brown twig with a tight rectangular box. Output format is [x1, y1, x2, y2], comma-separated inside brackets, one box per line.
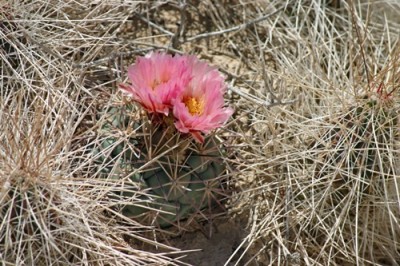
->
[171, 0, 188, 49]
[183, 7, 284, 43]
[133, 12, 174, 37]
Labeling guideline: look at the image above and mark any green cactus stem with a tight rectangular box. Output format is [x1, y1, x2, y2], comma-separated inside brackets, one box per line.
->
[93, 104, 226, 228]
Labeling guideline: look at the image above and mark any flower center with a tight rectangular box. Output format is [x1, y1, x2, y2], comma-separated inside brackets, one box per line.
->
[184, 96, 204, 115]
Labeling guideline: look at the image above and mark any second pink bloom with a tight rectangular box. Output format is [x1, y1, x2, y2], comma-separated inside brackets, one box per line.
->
[173, 56, 233, 142]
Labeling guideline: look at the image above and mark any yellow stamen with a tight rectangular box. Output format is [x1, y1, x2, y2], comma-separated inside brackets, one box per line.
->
[184, 96, 204, 115]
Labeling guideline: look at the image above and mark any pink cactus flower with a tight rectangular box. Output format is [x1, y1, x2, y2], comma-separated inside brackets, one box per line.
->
[173, 56, 233, 143]
[120, 52, 191, 115]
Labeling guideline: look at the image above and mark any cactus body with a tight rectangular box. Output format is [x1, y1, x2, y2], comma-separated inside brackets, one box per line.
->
[94, 105, 226, 228]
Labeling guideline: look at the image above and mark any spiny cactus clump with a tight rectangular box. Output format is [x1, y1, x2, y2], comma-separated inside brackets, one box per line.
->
[305, 81, 400, 263]
[94, 52, 233, 229]
[311, 83, 398, 198]
[0, 173, 59, 239]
